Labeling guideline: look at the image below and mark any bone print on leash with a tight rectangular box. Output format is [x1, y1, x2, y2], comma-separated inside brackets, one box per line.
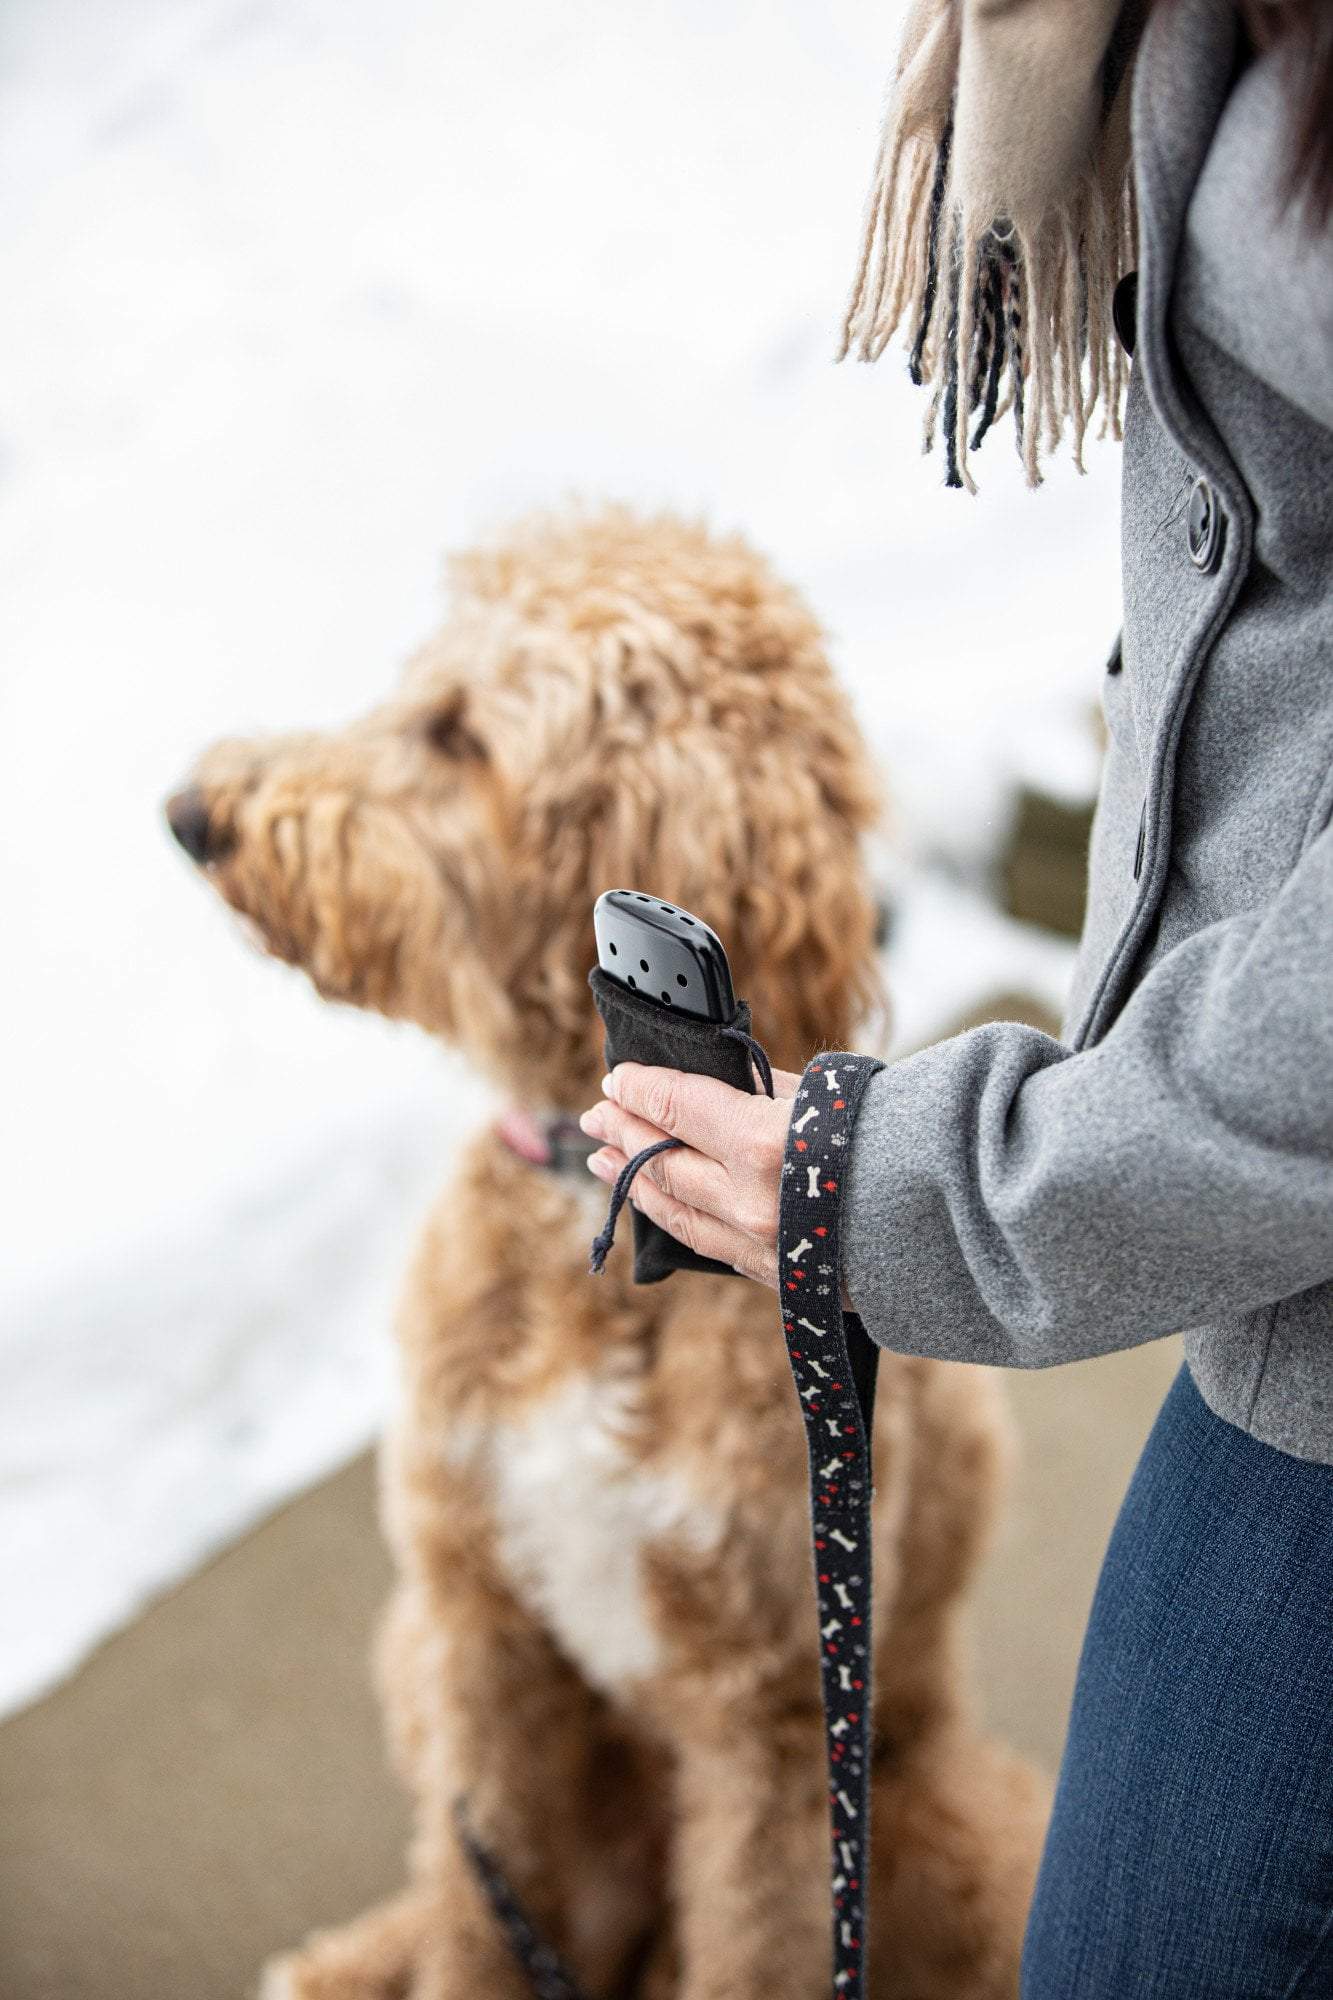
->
[777, 1048, 886, 2000]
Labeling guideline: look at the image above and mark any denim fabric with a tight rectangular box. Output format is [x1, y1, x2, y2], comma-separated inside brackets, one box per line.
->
[1022, 1367, 1333, 1996]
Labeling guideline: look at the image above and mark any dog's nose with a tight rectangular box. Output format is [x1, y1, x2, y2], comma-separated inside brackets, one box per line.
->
[165, 787, 218, 864]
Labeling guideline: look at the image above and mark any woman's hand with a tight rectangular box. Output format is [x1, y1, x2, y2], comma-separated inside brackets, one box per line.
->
[579, 1062, 802, 1290]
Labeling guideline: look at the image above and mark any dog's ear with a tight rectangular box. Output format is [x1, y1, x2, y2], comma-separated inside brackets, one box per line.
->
[573, 571, 888, 1070]
[729, 742, 888, 1072]
[698, 597, 889, 1068]
[580, 725, 886, 1075]
[422, 690, 489, 764]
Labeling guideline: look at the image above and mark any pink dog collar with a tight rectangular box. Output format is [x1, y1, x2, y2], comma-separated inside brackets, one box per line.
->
[495, 1107, 598, 1178]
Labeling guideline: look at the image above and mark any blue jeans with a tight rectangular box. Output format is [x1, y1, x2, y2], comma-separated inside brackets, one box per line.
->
[1022, 1364, 1333, 1997]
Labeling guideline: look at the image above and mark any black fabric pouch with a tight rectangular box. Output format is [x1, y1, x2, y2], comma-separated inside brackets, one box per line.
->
[588, 965, 757, 1283]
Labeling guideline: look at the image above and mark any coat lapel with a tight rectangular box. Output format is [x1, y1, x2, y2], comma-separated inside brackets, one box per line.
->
[1131, 0, 1241, 458]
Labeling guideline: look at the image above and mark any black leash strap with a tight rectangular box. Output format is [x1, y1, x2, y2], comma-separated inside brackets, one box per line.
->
[452, 1798, 587, 2000]
[777, 1049, 886, 2000]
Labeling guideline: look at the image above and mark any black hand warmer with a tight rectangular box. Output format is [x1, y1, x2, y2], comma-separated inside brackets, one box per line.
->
[587, 964, 765, 1283]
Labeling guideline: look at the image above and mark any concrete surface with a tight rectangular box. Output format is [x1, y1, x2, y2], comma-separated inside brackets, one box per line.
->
[1, 1339, 1181, 2000]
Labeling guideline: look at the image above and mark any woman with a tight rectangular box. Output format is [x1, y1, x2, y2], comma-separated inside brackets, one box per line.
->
[578, 0, 1333, 1991]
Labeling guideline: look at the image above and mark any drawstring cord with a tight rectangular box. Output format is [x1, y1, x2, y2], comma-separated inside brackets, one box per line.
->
[721, 1023, 775, 1098]
[587, 1136, 682, 1274]
[587, 1025, 776, 1276]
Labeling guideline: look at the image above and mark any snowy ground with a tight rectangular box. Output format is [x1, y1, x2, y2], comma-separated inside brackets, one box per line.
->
[0, 0, 1119, 1716]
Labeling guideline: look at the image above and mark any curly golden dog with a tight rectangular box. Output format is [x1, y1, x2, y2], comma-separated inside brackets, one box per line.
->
[167, 508, 1048, 2000]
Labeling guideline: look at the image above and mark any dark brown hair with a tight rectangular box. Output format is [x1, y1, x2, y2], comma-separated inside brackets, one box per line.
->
[1238, 0, 1333, 223]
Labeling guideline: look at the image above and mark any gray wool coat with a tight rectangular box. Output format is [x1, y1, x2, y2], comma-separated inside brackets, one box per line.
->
[841, 0, 1333, 1464]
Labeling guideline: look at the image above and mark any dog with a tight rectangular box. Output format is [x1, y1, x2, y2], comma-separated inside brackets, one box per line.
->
[167, 507, 1049, 2000]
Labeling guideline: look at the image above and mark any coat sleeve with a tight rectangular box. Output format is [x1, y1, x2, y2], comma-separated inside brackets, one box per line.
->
[840, 816, 1333, 1366]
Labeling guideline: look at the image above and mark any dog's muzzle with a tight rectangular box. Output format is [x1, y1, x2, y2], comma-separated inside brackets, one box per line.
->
[165, 787, 230, 866]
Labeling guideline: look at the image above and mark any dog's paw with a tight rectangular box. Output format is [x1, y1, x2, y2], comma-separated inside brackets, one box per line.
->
[258, 1893, 426, 2000]
[258, 1946, 406, 2000]
[257, 1957, 304, 2000]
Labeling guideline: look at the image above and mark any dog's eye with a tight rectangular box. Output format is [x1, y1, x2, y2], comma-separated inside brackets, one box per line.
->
[424, 695, 487, 762]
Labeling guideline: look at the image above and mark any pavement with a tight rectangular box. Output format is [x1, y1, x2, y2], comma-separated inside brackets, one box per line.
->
[1, 1339, 1181, 2000]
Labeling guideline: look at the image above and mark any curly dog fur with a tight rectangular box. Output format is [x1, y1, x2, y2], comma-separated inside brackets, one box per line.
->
[169, 507, 1049, 2000]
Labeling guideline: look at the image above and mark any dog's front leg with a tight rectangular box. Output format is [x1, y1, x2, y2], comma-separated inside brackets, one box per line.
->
[669, 1705, 829, 2000]
[402, 1572, 657, 2000]
[261, 1595, 593, 2000]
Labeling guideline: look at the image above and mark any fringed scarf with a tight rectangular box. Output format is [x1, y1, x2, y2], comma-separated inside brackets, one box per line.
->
[840, 0, 1146, 489]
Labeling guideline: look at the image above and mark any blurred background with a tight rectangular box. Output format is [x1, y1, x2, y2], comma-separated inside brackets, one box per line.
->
[0, 1, 1178, 1994]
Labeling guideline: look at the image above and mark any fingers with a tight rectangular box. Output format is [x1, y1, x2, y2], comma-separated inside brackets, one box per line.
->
[578, 1057, 792, 1286]
[588, 1138, 776, 1239]
[595, 1063, 757, 1163]
[582, 1090, 784, 1235]
[582, 1090, 681, 1163]
[613, 1164, 779, 1290]
[588, 1128, 735, 1228]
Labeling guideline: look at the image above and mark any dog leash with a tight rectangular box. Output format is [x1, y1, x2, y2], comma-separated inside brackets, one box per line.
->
[775, 1048, 885, 1999]
[452, 1798, 588, 2000]
[460, 1035, 885, 2000]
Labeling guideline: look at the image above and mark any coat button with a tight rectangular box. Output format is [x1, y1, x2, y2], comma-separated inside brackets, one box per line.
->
[1187, 477, 1224, 572]
[1112, 271, 1138, 356]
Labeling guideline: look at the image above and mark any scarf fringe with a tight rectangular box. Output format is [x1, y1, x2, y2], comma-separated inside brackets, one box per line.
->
[840, 109, 1137, 490]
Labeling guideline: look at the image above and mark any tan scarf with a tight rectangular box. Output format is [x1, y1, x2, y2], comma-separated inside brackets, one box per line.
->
[840, 0, 1145, 489]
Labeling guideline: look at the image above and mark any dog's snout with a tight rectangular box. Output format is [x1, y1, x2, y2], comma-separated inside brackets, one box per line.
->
[165, 786, 222, 865]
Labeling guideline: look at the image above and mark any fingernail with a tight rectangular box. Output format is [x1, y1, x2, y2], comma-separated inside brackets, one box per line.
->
[600, 1072, 615, 1097]
[578, 1108, 602, 1137]
[586, 1149, 613, 1179]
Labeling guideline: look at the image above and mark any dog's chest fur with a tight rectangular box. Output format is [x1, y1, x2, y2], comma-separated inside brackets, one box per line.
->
[458, 1371, 722, 1695]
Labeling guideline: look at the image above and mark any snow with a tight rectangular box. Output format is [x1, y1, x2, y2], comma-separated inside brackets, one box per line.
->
[0, 0, 1120, 1716]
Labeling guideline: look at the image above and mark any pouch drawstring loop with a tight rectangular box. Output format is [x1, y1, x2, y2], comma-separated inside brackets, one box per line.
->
[587, 1136, 684, 1275]
[720, 1023, 776, 1099]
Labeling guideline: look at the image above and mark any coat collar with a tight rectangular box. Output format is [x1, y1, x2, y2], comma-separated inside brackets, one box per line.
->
[1131, 0, 1243, 474]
